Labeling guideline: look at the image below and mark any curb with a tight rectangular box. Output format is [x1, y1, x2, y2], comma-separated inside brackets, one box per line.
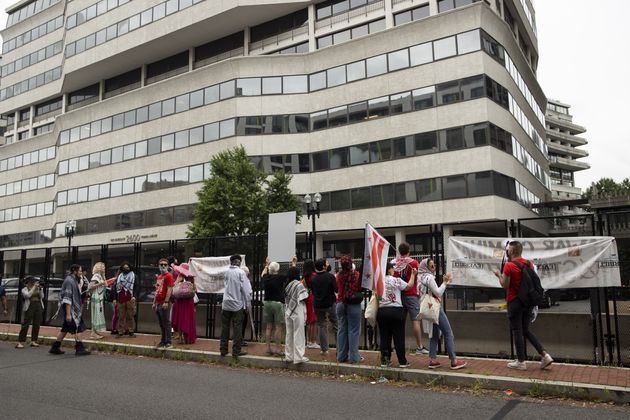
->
[3, 333, 629, 404]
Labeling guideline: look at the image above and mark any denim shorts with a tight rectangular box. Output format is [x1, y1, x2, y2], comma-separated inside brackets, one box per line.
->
[401, 295, 420, 320]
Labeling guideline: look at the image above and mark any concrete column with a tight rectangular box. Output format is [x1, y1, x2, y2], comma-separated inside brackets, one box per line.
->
[429, 0, 439, 16]
[243, 26, 250, 55]
[141, 64, 147, 87]
[61, 93, 68, 113]
[394, 229, 406, 255]
[28, 104, 34, 136]
[442, 225, 453, 260]
[99, 80, 105, 100]
[189, 46, 194, 70]
[307, 4, 316, 52]
[316, 234, 324, 261]
[384, 0, 394, 28]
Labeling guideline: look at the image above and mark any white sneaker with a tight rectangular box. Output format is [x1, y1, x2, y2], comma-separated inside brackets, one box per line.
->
[540, 353, 553, 369]
[507, 360, 527, 370]
[294, 357, 309, 364]
[306, 342, 319, 349]
[415, 347, 429, 355]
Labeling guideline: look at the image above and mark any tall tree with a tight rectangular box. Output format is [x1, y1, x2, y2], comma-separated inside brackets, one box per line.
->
[265, 170, 303, 222]
[187, 146, 267, 237]
[187, 146, 303, 237]
[584, 177, 630, 199]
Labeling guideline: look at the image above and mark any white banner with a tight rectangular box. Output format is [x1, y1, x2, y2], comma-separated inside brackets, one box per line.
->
[447, 237, 621, 289]
[361, 223, 391, 295]
[268, 211, 296, 263]
[188, 255, 246, 294]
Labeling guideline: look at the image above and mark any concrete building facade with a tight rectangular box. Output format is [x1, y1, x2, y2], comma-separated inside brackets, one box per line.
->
[0, 0, 550, 260]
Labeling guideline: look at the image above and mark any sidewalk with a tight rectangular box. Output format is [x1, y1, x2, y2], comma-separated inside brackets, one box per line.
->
[2, 324, 629, 404]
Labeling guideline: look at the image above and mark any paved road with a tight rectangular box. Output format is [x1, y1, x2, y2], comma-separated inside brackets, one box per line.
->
[0, 342, 626, 420]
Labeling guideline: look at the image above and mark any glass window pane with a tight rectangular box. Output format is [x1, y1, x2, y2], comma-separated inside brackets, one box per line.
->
[162, 98, 175, 115]
[351, 24, 368, 38]
[311, 151, 329, 171]
[309, 71, 326, 91]
[437, 80, 460, 105]
[388, 49, 409, 71]
[111, 180, 122, 197]
[263, 77, 282, 94]
[175, 130, 188, 148]
[122, 178, 134, 195]
[417, 178, 441, 201]
[310, 110, 328, 131]
[415, 132, 438, 155]
[395, 181, 417, 204]
[190, 89, 203, 108]
[457, 29, 480, 54]
[366, 54, 387, 77]
[148, 102, 161, 120]
[283, 75, 308, 93]
[434, 36, 457, 60]
[349, 144, 369, 165]
[328, 106, 348, 127]
[413, 86, 435, 110]
[327, 65, 346, 87]
[161, 133, 174, 151]
[147, 137, 161, 155]
[204, 85, 219, 104]
[461, 75, 485, 100]
[464, 123, 488, 147]
[439, 127, 464, 150]
[346, 61, 365, 82]
[410, 42, 433, 66]
[111, 146, 123, 163]
[204, 122, 219, 142]
[219, 80, 235, 99]
[99, 183, 110, 199]
[368, 96, 389, 118]
[393, 136, 415, 158]
[135, 175, 147, 192]
[236, 78, 261, 96]
[112, 113, 124, 130]
[123, 144, 135, 160]
[175, 94, 190, 112]
[174, 167, 188, 184]
[189, 164, 203, 182]
[219, 119, 235, 137]
[390, 91, 412, 114]
[124, 110, 136, 127]
[100, 149, 111, 165]
[442, 175, 467, 199]
[136, 140, 148, 157]
[467, 171, 493, 196]
[348, 101, 367, 123]
[189, 126, 203, 145]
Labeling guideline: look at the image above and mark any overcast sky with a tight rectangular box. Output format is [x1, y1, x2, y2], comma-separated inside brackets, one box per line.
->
[0, 0, 627, 191]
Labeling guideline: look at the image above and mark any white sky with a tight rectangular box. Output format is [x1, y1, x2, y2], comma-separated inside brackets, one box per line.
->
[0, 0, 627, 191]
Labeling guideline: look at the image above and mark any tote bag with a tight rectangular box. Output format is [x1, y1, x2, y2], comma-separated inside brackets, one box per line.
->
[364, 294, 378, 327]
[418, 280, 440, 324]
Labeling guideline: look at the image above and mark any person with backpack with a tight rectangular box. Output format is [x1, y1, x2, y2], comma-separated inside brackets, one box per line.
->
[335, 255, 363, 364]
[494, 240, 553, 371]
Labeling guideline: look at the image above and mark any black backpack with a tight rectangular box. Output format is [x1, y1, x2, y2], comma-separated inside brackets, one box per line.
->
[513, 260, 544, 307]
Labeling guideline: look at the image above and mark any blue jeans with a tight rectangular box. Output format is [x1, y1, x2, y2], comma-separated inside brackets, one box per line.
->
[429, 309, 456, 360]
[336, 302, 362, 363]
[315, 305, 338, 352]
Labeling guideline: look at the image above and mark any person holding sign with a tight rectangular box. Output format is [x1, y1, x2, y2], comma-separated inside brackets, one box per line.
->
[494, 241, 553, 371]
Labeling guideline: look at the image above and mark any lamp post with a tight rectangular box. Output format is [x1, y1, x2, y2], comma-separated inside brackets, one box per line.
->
[304, 193, 321, 260]
[65, 220, 76, 265]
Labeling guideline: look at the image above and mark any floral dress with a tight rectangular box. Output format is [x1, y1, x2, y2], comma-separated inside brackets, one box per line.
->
[90, 273, 107, 332]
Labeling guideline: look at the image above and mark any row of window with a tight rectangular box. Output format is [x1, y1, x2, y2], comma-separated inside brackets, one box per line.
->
[58, 28, 483, 145]
[2, 15, 63, 54]
[393, 4, 430, 26]
[0, 201, 54, 223]
[34, 123, 55, 136]
[307, 170, 540, 213]
[57, 163, 212, 207]
[0, 174, 55, 198]
[66, 0, 130, 30]
[0, 146, 56, 172]
[65, 0, 204, 59]
[517, 0, 537, 35]
[317, 18, 385, 49]
[316, 0, 381, 21]
[481, 30, 544, 126]
[437, 0, 476, 13]
[58, 119, 234, 175]
[272, 42, 309, 55]
[5, 0, 60, 27]
[1, 41, 63, 77]
[0, 67, 62, 102]
[507, 91, 546, 157]
[0, 229, 53, 248]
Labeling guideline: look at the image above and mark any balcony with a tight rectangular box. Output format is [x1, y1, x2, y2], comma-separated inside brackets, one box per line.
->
[194, 47, 244, 69]
[548, 155, 590, 171]
[546, 128, 587, 146]
[546, 141, 589, 158]
[248, 26, 308, 55]
[315, 0, 385, 31]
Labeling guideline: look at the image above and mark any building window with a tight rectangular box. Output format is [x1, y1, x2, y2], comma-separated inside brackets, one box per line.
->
[146, 51, 189, 84]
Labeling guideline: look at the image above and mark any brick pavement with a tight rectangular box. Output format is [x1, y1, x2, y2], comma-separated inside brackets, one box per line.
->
[2, 323, 628, 390]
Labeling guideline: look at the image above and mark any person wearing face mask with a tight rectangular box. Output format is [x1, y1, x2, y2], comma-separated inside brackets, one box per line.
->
[113, 262, 136, 337]
[153, 258, 175, 349]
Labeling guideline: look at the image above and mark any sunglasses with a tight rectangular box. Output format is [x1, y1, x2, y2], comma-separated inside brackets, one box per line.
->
[159, 263, 168, 267]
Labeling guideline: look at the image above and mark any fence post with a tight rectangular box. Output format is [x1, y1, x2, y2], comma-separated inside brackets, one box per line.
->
[42, 248, 52, 325]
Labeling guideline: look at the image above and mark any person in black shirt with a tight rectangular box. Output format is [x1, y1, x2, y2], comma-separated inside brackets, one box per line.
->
[310, 258, 338, 354]
[262, 262, 286, 356]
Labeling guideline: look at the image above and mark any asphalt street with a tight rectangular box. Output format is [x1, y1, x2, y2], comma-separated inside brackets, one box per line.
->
[0, 342, 627, 420]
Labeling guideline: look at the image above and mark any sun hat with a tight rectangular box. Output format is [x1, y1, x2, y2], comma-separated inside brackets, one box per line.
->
[172, 262, 194, 278]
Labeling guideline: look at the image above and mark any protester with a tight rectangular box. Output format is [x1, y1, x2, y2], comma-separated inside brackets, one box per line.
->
[114, 262, 136, 337]
[393, 242, 428, 355]
[171, 262, 197, 345]
[153, 258, 174, 349]
[310, 258, 338, 355]
[376, 262, 415, 367]
[284, 266, 310, 364]
[301, 259, 318, 349]
[106, 268, 120, 335]
[494, 241, 553, 370]
[16, 276, 44, 348]
[220, 255, 252, 358]
[0, 281, 8, 318]
[241, 266, 252, 347]
[262, 261, 286, 356]
[335, 255, 363, 364]
[418, 258, 466, 370]
[88, 262, 107, 339]
[49, 264, 91, 356]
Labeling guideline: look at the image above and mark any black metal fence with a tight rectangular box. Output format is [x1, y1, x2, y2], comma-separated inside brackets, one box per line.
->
[1, 211, 629, 366]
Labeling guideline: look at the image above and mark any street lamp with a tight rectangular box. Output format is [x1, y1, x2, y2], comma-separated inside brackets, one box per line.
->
[304, 193, 322, 260]
[65, 220, 76, 265]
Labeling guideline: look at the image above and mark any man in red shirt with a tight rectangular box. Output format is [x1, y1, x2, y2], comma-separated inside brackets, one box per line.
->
[153, 258, 174, 349]
[495, 241, 553, 371]
[392, 242, 428, 355]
